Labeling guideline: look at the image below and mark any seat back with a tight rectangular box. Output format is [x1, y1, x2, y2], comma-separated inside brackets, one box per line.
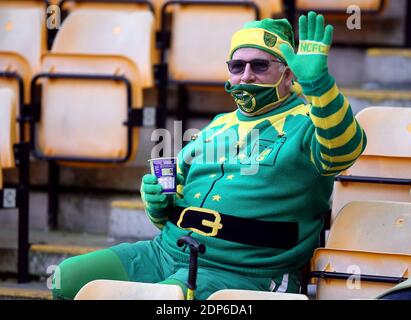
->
[0, 88, 17, 169]
[167, 3, 258, 83]
[74, 280, 184, 300]
[312, 200, 411, 300]
[297, 0, 386, 13]
[331, 106, 411, 222]
[0, 1, 47, 73]
[52, 9, 156, 88]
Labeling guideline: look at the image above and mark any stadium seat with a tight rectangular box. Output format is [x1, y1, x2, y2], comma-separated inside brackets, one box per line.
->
[331, 106, 411, 223]
[73, 279, 309, 300]
[311, 201, 411, 300]
[32, 9, 155, 162]
[0, 1, 47, 141]
[52, 8, 155, 88]
[157, 0, 259, 129]
[74, 280, 184, 300]
[165, 2, 259, 83]
[0, 0, 47, 73]
[0, 88, 17, 169]
[207, 289, 309, 300]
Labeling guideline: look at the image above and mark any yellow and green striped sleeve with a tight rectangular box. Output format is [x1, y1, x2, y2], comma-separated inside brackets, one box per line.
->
[301, 73, 367, 176]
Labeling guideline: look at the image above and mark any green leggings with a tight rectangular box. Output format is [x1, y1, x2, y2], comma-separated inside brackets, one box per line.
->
[52, 237, 301, 300]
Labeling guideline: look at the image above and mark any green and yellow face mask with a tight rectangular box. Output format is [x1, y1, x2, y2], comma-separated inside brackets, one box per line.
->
[225, 70, 290, 116]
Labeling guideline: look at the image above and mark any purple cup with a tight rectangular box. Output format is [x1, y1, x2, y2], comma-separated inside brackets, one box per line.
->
[148, 157, 177, 194]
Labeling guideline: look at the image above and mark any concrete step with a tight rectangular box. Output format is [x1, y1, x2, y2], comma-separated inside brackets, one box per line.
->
[0, 228, 120, 277]
[364, 49, 411, 86]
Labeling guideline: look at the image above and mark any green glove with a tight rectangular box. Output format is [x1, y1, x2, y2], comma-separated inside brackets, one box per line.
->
[140, 173, 184, 217]
[280, 11, 334, 81]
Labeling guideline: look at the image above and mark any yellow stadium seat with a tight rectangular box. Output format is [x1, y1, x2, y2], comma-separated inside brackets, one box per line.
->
[52, 9, 155, 88]
[0, 88, 17, 169]
[296, 0, 386, 13]
[33, 9, 155, 162]
[167, 3, 258, 83]
[158, 1, 259, 129]
[311, 201, 411, 300]
[74, 280, 184, 300]
[0, 2, 47, 141]
[207, 289, 309, 300]
[0, 1, 47, 73]
[331, 106, 411, 223]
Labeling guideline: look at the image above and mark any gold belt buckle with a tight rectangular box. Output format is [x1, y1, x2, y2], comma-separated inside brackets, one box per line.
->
[177, 206, 223, 237]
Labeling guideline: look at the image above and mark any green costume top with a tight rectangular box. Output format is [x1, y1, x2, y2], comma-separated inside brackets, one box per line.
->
[146, 71, 366, 277]
[143, 14, 367, 278]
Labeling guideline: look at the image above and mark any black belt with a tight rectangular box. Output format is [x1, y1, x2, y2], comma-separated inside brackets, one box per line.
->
[169, 206, 299, 249]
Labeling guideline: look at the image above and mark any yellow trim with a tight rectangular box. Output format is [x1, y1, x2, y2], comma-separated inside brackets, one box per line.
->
[111, 200, 145, 210]
[341, 88, 411, 101]
[30, 244, 102, 255]
[229, 28, 293, 60]
[307, 83, 339, 107]
[367, 48, 411, 58]
[310, 97, 349, 130]
[315, 120, 358, 149]
[0, 287, 52, 300]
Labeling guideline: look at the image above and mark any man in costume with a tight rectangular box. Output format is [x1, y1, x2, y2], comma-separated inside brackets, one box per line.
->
[52, 12, 366, 300]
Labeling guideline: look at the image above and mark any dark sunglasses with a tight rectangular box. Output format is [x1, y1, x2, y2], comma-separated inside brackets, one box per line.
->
[226, 59, 283, 74]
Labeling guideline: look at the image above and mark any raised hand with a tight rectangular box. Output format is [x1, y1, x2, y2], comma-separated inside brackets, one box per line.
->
[280, 11, 334, 81]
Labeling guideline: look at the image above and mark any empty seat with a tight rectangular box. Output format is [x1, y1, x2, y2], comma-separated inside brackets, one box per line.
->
[0, 2, 47, 141]
[207, 289, 309, 300]
[311, 201, 411, 300]
[74, 280, 184, 300]
[296, 0, 386, 13]
[52, 9, 155, 88]
[0, 1, 47, 73]
[33, 9, 155, 162]
[331, 106, 411, 223]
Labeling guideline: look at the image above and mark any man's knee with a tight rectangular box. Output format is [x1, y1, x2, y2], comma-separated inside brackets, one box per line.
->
[51, 248, 130, 300]
[51, 257, 78, 300]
